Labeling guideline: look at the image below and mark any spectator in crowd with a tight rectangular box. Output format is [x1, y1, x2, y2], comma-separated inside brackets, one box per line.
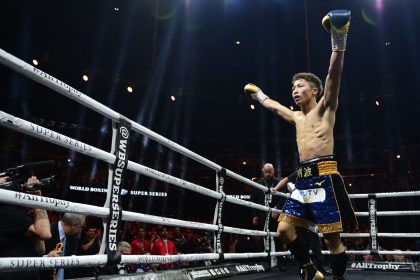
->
[79, 226, 101, 255]
[172, 227, 185, 251]
[130, 226, 151, 255]
[178, 229, 196, 254]
[74, 226, 102, 278]
[151, 227, 177, 270]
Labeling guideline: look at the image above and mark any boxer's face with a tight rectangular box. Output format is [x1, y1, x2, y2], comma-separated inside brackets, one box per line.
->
[292, 79, 317, 106]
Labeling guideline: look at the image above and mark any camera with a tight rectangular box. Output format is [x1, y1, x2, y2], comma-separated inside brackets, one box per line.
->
[0, 160, 57, 192]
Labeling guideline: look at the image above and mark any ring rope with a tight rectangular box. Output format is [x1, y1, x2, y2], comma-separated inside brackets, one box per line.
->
[271, 250, 420, 256]
[349, 191, 420, 199]
[2, 248, 420, 272]
[329, 233, 420, 238]
[355, 210, 420, 216]
[0, 253, 279, 272]
[320, 250, 420, 256]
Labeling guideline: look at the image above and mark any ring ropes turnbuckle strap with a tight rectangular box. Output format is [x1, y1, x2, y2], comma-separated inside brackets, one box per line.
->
[1, 49, 420, 273]
[214, 168, 227, 262]
[368, 193, 379, 256]
[263, 188, 273, 265]
[105, 119, 132, 266]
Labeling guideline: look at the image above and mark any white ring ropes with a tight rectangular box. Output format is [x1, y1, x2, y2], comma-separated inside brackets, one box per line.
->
[0, 49, 419, 273]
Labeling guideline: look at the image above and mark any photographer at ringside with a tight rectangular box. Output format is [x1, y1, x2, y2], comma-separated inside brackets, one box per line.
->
[0, 175, 52, 280]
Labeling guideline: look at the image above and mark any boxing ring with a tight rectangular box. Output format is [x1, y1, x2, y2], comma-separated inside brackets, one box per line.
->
[0, 48, 420, 279]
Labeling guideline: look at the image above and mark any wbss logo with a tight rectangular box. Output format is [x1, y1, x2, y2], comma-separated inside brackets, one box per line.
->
[219, 176, 224, 186]
[120, 126, 129, 139]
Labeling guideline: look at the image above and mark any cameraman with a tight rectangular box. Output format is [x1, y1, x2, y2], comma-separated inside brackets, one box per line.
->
[0, 175, 52, 280]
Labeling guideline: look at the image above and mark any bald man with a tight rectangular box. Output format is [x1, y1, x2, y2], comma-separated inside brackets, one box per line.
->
[251, 163, 288, 271]
[251, 163, 285, 229]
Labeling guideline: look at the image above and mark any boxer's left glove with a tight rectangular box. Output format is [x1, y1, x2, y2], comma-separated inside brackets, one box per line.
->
[322, 10, 351, 51]
[244, 83, 269, 104]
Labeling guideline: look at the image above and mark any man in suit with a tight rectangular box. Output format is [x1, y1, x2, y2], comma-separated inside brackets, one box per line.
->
[44, 213, 85, 279]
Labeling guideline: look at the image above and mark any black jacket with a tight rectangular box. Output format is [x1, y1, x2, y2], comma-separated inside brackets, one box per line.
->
[41, 222, 81, 279]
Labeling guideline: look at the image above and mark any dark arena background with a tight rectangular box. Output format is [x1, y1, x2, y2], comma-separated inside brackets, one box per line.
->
[0, 0, 420, 279]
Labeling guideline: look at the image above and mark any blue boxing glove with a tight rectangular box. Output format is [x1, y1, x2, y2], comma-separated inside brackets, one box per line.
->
[322, 10, 351, 51]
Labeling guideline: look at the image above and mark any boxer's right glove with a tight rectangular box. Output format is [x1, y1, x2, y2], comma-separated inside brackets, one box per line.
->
[244, 83, 269, 104]
[322, 10, 351, 52]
